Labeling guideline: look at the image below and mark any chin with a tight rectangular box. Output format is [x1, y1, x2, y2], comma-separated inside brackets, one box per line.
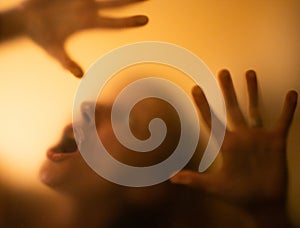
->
[39, 155, 78, 190]
[39, 154, 113, 199]
[39, 124, 116, 200]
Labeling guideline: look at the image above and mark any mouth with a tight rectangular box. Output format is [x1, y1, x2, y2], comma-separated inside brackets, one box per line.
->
[47, 124, 79, 162]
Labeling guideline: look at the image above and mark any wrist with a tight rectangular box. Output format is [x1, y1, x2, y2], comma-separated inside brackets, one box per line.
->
[0, 7, 26, 42]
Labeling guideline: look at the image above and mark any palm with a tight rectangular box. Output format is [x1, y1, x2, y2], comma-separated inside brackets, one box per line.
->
[217, 128, 287, 204]
[20, 0, 148, 77]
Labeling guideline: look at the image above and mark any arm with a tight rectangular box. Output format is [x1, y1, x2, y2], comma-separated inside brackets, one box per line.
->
[171, 70, 298, 227]
[0, 8, 26, 42]
[0, 0, 148, 77]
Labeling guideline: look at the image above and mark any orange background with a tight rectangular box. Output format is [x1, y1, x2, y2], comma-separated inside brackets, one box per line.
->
[0, 0, 299, 223]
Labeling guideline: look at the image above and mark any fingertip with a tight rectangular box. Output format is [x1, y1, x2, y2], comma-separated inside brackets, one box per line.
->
[135, 15, 149, 25]
[218, 69, 234, 89]
[192, 86, 207, 107]
[245, 70, 258, 94]
[218, 69, 231, 83]
[57, 50, 84, 78]
[284, 90, 298, 113]
[276, 90, 298, 134]
[246, 69, 256, 76]
[219, 69, 230, 78]
[136, 0, 150, 3]
[286, 91, 298, 116]
[287, 90, 298, 104]
[71, 67, 84, 78]
[192, 85, 202, 96]
[246, 69, 257, 80]
[170, 171, 194, 185]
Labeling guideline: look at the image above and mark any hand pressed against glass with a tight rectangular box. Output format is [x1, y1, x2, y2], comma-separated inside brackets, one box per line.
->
[19, 0, 148, 77]
[171, 70, 298, 206]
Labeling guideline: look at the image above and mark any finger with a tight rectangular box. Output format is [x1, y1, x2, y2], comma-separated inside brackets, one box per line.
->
[192, 86, 211, 128]
[96, 0, 148, 8]
[192, 85, 227, 154]
[246, 70, 263, 127]
[275, 90, 298, 136]
[45, 45, 84, 78]
[218, 70, 246, 128]
[170, 170, 217, 194]
[96, 15, 148, 28]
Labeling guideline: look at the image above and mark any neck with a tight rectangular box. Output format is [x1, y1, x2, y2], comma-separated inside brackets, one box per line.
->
[57, 191, 122, 228]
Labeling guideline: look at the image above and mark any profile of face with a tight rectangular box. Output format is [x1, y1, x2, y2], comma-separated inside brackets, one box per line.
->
[39, 97, 182, 204]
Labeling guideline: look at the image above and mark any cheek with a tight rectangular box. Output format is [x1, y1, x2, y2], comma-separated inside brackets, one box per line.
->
[98, 124, 128, 161]
[98, 124, 115, 145]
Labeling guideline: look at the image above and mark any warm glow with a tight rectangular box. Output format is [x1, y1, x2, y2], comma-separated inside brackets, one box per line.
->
[0, 0, 299, 223]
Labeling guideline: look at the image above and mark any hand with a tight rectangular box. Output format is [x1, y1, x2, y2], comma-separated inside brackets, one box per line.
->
[171, 70, 298, 206]
[20, 0, 148, 77]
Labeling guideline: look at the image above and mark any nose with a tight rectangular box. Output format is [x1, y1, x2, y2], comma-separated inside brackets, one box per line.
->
[64, 124, 75, 138]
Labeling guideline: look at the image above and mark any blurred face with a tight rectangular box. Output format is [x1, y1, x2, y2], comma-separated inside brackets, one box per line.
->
[39, 98, 180, 201]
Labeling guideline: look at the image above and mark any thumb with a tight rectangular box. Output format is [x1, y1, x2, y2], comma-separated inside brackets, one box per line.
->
[170, 170, 217, 193]
[45, 44, 84, 78]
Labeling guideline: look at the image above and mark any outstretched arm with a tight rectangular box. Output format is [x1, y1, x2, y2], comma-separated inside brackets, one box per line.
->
[171, 70, 298, 227]
[0, 0, 148, 77]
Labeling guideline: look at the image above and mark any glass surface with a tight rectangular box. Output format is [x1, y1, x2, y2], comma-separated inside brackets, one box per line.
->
[0, 0, 299, 226]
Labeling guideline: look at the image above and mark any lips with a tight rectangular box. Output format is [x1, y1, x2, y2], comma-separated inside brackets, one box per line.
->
[47, 124, 79, 162]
